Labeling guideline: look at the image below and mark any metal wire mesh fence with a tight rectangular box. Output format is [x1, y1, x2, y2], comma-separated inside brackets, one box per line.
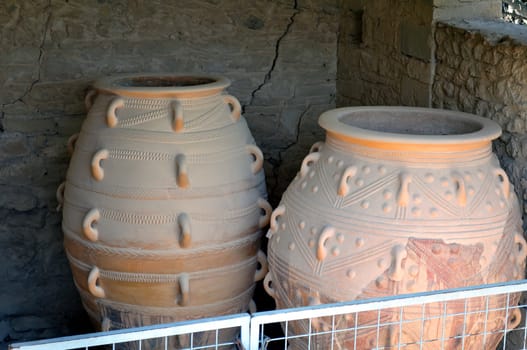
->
[9, 280, 527, 350]
[8, 313, 250, 350]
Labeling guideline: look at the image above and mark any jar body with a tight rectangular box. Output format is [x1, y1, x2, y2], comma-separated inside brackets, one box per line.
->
[265, 107, 526, 349]
[60, 75, 270, 346]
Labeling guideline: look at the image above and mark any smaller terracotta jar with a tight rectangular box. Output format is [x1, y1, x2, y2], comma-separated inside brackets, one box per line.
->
[59, 74, 270, 348]
[265, 106, 527, 349]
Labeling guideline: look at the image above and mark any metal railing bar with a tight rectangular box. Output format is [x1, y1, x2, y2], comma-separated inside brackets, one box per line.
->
[9, 313, 250, 350]
[249, 280, 527, 325]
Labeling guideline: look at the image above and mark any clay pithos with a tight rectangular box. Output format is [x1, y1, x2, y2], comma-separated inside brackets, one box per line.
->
[59, 74, 270, 348]
[265, 106, 527, 349]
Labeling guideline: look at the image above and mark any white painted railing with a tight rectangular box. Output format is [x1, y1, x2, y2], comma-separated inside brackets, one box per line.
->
[9, 280, 527, 350]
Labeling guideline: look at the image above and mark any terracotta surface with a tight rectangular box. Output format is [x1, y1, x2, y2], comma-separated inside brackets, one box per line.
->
[265, 106, 527, 349]
[59, 75, 269, 345]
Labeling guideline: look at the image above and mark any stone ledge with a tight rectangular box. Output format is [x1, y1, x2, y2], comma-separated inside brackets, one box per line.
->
[438, 19, 527, 46]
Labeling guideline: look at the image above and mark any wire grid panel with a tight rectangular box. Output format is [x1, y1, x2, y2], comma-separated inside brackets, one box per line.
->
[250, 280, 527, 350]
[8, 313, 250, 350]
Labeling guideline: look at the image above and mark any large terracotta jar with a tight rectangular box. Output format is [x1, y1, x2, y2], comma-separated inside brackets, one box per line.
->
[59, 74, 270, 347]
[265, 107, 527, 349]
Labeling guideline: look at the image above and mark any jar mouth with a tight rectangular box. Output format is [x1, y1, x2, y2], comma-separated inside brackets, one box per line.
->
[113, 76, 218, 88]
[319, 107, 501, 146]
[93, 74, 230, 98]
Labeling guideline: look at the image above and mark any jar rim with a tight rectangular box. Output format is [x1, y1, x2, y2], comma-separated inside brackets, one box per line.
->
[93, 73, 230, 98]
[319, 106, 501, 147]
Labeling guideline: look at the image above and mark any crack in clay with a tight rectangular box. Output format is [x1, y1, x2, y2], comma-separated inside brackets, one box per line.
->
[243, 0, 299, 113]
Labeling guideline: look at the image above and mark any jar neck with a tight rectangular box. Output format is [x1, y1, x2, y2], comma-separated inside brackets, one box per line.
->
[325, 131, 494, 166]
[94, 75, 229, 99]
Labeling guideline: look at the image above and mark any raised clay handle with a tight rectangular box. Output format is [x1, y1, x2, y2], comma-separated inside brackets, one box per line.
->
[257, 198, 272, 228]
[338, 166, 357, 197]
[177, 273, 190, 306]
[88, 266, 105, 298]
[178, 213, 192, 248]
[263, 272, 275, 299]
[317, 226, 335, 261]
[451, 172, 467, 207]
[56, 181, 65, 212]
[299, 152, 320, 178]
[171, 100, 184, 132]
[515, 233, 527, 263]
[509, 308, 522, 330]
[223, 95, 241, 121]
[309, 141, 324, 153]
[84, 89, 97, 111]
[91, 149, 109, 181]
[268, 204, 285, 237]
[247, 145, 264, 174]
[106, 97, 125, 127]
[82, 208, 100, 242]
[494, 168, 510, 199]
[175, 154, 189, 188]
[254, 250, 268, 282]
[67, 133, 79, 156]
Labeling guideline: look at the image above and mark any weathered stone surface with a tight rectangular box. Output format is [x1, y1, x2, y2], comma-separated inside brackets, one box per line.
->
[433, 19, 527, 232]
[338, 0, 434, 108]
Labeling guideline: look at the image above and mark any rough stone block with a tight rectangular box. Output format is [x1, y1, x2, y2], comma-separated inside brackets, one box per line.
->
[406, 58, 431, 83]
[401, 75, 430, 106]
[400, 21, 432, 62]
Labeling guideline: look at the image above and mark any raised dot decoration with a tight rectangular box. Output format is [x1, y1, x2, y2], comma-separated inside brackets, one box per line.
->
[408, 265, 419, 277]
[355, 237, 365, 247]
[331, 247, 340, 256]
[424, 173, 435, 183]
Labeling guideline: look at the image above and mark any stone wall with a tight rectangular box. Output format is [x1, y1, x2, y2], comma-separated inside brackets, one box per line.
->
[0, 0, 338, 346]
[336, 0, 504, 110]
[433, 19, 527, 231]
[337, 0, 434, 108]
